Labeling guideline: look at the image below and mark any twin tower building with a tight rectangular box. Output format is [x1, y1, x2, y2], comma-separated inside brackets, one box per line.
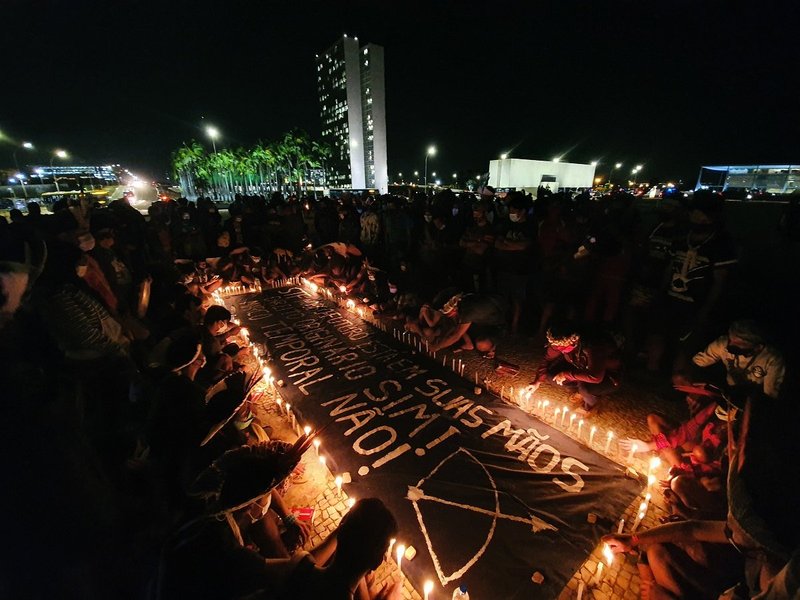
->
[316, 35, 389, 193]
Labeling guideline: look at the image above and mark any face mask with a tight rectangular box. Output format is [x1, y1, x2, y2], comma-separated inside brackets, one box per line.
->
[76, 264, 89, 278]
[388, 285, 398, 294]
[182, 214, 190, 220]
[509, 213, 521, 223]
[400, 264, 407, 272]
[727, 344, 757, 357]
[78, 235, 95, 252]
[208, 208, 216, 214]
[235, 216, 242, 223]
[452, 208, 459, 216]
[424, 215, 433, 223]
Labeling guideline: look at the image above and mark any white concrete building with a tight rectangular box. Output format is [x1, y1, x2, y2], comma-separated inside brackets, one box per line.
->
[488, 158, 596, 192]
[316, 35, 388, 193]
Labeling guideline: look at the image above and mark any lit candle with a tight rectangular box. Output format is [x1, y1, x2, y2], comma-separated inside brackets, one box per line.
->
[561, 407, 569, 427]
[424, 581, 434, 600]
[276, 397, 283, 413]
[649, 456, 661, 476]
[577, 581, 585, 600]
[388, 538, 396, 559]
[304, 425, 312, 436]
[578, 418, 584, 438]
[554, 407, 561, 424]
[617, 518, 625, 534]
[542, 400, 550, 417]
[647, 474, 657, 489]
[347, 497, 355, 509]
[319, 455, 326, 468]
[396, 543, 405, 574]
[589, 425, 597, 446]
[339, 285, 347, 293]
[475, 372, 479, 385]
[627, 443, 638, 463]
[313, 439, 320, 455]
[536, 400, 543, 414]
[335, 475, 342, 496]
[604, 431, 614, 453]
[569, 413, 577, 430]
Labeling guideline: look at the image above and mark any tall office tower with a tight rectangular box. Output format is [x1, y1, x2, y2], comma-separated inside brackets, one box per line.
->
[316, 35, 388, 192]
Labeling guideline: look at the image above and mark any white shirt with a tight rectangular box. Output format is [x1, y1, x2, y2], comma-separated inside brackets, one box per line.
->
[693, 335, 785, 398]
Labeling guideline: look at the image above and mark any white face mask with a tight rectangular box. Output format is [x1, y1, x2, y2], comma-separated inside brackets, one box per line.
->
[509, 213, 521, 223]
[388, 285, 398, 294]
[424, 215, 433, 223]
[452, 208, 459, 216]
[76, 264, 89, 278]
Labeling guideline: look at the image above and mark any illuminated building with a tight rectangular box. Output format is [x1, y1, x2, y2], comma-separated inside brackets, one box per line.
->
[316, 35, 388, 192]
[696, 165, 800, 195]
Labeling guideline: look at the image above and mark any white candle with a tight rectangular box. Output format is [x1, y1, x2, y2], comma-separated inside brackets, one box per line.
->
[319, 455, 326, 468]
[578, 418, 584, 438]
[561, 407, 569, 427]
[589, 425, 597, 446]
[388, 538, 396, 559]
[313, 439, 320, 455]
[604, 431, 614, 453]
[423, 580, 434, 600]
[569, 413, 576, 430]
[335, 475, 342, 496]
[542, 400, 550, 417]
[627, 443, 638, 463]
[347, 497, 355, 509]
[554, 407, 561, 424]
[577, 581, 585, 600]
[617, 518, 625, 534]
[396, 543, 405, 574]
[536, 400, 543, 414]
[303, 425, 312, 436]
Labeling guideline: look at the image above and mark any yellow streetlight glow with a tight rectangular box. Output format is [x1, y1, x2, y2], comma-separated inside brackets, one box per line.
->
[427, 145, 436, 156]
[55, 149, 68, 159]
[206, 125, 219, 140]
[615, 162, 623, 169]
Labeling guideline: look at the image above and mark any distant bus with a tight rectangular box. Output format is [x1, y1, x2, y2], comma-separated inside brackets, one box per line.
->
[39, 189, 111, 206]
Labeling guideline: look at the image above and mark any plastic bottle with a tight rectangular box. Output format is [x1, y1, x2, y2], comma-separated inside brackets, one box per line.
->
[452, 584, 470, 600]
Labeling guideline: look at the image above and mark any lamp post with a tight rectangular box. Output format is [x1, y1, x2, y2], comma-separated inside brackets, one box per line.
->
[206, 125, 219, 154]
[609, 162, 622, 184]
[423, 146, 436, 196]
[51, 149, 68, 192]
[500, 152, 508, 160]
[15, 173, 28, 200]
[12, 142, 34, 199]
[452, 172, 457, 187]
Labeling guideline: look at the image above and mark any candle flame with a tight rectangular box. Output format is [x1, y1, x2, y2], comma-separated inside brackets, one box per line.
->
[607, 430, 614, 439]
[335, 475, 342, 488]
[424, 581, 434, 596]
[649, 456, 661, 471]
[602, 543, 614, 566]
[647, 474, 657, 486]
[313, 439, 320, 449]
[339, 285, 347, 293]
[319, 456, 326, 466]
[396, 543, 405, 564]
[347, 497, 355, 508]
[303, 425, 312, 436]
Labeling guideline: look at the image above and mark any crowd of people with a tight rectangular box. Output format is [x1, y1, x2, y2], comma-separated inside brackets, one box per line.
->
[1, 185, 798, 599]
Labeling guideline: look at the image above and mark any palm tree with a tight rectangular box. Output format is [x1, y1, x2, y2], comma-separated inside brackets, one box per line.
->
[171, 141, 206, 199]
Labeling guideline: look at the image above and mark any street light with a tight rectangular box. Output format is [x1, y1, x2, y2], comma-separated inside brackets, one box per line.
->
[552, 157, 561, 163]
[12, 142, 35, 199]
[423, 145, 436, 196]
[590, 161, 598, 167]
[500, 152, 508, 160]
[608, 162, 622, 184]
[206, 125, 220, 153]
[51, 149, 68, 192]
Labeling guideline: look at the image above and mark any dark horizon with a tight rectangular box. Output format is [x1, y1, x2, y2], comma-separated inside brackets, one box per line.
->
[4, 0, 799, 187]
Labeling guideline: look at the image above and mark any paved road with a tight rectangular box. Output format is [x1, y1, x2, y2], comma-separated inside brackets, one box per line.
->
[109, 184, 159, 213]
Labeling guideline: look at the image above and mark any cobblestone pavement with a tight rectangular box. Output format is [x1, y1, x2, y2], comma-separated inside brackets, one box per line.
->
[242, 305, 689, 600]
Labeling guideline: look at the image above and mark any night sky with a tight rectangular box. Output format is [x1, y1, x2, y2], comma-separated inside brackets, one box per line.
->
[4, 0, 799, 185]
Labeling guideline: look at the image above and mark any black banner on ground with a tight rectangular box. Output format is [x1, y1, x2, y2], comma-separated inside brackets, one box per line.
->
[231, 287, 642, 599]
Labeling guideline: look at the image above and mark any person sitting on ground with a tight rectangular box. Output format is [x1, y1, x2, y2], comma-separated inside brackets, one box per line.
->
[603, 389, 800, 600]
[201, 305, 241, 359]
[686, 319, 785, 399]
[621, 383, 729, 520]
[526, 323, 622, 412]
[411, 288, 507, 358]
[156, 438, 316, 600]
[274, 497, 401, 600]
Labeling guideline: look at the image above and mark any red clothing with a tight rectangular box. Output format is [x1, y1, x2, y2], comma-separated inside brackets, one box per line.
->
[534, 339, 622, 385]
[84, 254, 119, 313]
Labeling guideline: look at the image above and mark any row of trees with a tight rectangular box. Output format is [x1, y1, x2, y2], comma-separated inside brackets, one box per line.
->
[171, 129, 332, 200]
